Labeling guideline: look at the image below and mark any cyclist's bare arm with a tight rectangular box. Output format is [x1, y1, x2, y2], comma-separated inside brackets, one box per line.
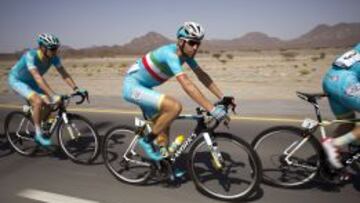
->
[193, 66, 223, 99]
[29, 68, 55, 96]
[56, 66, 77, 90]
[176, 73, 214, 112]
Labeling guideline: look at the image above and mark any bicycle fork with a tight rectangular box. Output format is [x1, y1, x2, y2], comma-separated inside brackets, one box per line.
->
[62, 113, 81, 140]
[202, 132, 224, 170]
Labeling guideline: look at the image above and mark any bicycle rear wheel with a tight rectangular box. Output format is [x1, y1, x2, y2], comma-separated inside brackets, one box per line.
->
[102, 126, 152, 184]
[188, 132, 261, 201]
[5, 111, 37, 156]
[58, 114, 100, 164]
[252, 126, 321, 187]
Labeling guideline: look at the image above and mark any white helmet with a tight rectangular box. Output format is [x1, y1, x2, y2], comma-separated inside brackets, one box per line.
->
[177, 21, 205, 41]
[37, 33, 60, 49]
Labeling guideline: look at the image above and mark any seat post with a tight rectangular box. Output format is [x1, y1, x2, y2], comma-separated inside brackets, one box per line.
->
[312, 100, 323, 123]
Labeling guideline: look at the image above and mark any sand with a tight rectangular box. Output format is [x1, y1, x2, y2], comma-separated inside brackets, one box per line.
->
[0, 48, 346, 103]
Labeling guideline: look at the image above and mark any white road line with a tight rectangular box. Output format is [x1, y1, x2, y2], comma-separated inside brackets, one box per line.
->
[18, 189, 100, 203]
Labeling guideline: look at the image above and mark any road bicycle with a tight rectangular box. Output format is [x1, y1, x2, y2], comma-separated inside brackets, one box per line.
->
[102, 97, 261, 201]
[4, 92, 100, 164]
[252, 91, 360, 187]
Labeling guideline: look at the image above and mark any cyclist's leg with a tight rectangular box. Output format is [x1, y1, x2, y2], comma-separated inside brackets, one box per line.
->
[30, 83, 52, 122]
[123, 77, 182, 137]
[155, 126, 170, 147]
[321, 98, 349, 168]
[323, 69, 356, 137]
[336, 82, 360, 144]
[152, 95, 182, 137]
[330, 101, 355, 137]
[8, 76, 51, 146]
[122, 77, 181, 160]
[322, 70, 353, 168]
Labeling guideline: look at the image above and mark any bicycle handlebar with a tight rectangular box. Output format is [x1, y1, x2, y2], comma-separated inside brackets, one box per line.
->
[196, 96, 236, 130]
[50, 92, 89, 112]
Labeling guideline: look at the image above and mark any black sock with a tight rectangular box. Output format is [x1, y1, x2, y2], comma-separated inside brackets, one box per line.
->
[144, 132, 156, 143]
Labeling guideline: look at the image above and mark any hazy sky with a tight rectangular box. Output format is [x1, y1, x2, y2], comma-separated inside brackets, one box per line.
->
[0, 0, 359, 53]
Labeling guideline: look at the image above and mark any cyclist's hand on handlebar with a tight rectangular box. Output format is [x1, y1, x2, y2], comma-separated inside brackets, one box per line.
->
[73, 87, 89, 103]
[226, 96, 236, 112]
[74, 87, 88, 96]
[216, 96, 236, 113]
[210, 105, 227, 122]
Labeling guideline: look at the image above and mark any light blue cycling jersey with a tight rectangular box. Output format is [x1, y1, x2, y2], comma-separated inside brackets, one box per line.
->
[127, 43, 199, 87]
[8, 49, 62, 99]
[123, 43, 199, 118]
[9, 49, 62, 82]
[323, 42, 360, 116]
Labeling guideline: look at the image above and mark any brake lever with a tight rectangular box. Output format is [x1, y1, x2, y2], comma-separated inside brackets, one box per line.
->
[75, 93, 85, 105]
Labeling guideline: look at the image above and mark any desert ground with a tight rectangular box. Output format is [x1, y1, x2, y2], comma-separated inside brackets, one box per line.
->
[0, 47, 347, 104]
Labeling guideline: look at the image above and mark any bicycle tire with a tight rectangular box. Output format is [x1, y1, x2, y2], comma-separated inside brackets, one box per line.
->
[5, 111, 37, 156]
[57, 113, 100, 164]
[252, 125, 323, 188]
[102, 125, 152, 184]
[188, 132, 261, 201]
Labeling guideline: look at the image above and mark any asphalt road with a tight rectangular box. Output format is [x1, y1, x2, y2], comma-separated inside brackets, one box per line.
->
[0, 107, 359, 203]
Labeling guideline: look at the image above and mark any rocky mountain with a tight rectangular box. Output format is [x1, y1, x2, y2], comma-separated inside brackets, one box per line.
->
[1, 22, 359, 59]
[120, 23, 359, 52]
[122, 32, 173, 54]
[287, 22, 360, 48]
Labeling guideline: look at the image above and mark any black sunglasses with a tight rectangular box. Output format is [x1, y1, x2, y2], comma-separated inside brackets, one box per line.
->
[48, 47, 59, 51]
[186, 40, 201, 47]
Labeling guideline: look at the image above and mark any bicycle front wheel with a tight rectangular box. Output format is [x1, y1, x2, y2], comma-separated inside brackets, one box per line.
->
[188, 132, 261, 201]
[102, 126, 152, 184]
[5, 111, 37, 156]
[58, 114, 100, 164]
[252, 126, 321, 187]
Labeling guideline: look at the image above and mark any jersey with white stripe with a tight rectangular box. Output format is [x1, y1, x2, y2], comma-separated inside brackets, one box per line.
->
[127, 43, 199, 87]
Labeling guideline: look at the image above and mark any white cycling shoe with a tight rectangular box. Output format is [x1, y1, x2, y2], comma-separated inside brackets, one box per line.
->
[321, 138, 344, 169]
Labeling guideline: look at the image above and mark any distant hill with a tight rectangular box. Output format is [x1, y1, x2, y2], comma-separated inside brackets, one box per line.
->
[122, 32, 173, 54]
[202, 32, 284, 50]
[287, 22, 360, 48]
[1, 22, 359, 59]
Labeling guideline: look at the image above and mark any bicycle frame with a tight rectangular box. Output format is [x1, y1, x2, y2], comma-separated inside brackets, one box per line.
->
[284, 92, 360, 168]
[20, 94, 83, 141]
[124, 112, 222, 167]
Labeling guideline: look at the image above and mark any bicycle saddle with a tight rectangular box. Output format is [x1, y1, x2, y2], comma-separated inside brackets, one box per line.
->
[296, 91, 328, 103]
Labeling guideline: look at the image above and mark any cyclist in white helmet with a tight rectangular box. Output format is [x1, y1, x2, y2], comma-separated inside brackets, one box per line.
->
[122, 21, 236, 165]
[8, 33, 88, 146]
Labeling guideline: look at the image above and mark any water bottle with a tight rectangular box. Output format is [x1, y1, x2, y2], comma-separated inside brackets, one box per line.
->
[42, 113, 55, 132]
[168, 134, 185, 153]
[47, 113, 56, 124]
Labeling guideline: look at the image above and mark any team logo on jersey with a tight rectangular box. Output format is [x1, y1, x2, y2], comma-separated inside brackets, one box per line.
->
[330, 75, 339, 81]
[345, 84, 360, 97]
[131, 89, 142, 101]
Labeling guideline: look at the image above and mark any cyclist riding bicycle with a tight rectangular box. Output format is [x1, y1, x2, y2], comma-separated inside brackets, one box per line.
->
[7, 33, 88, 146]
[122, 22, 236, 161]
[322, 42, 360, 169]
